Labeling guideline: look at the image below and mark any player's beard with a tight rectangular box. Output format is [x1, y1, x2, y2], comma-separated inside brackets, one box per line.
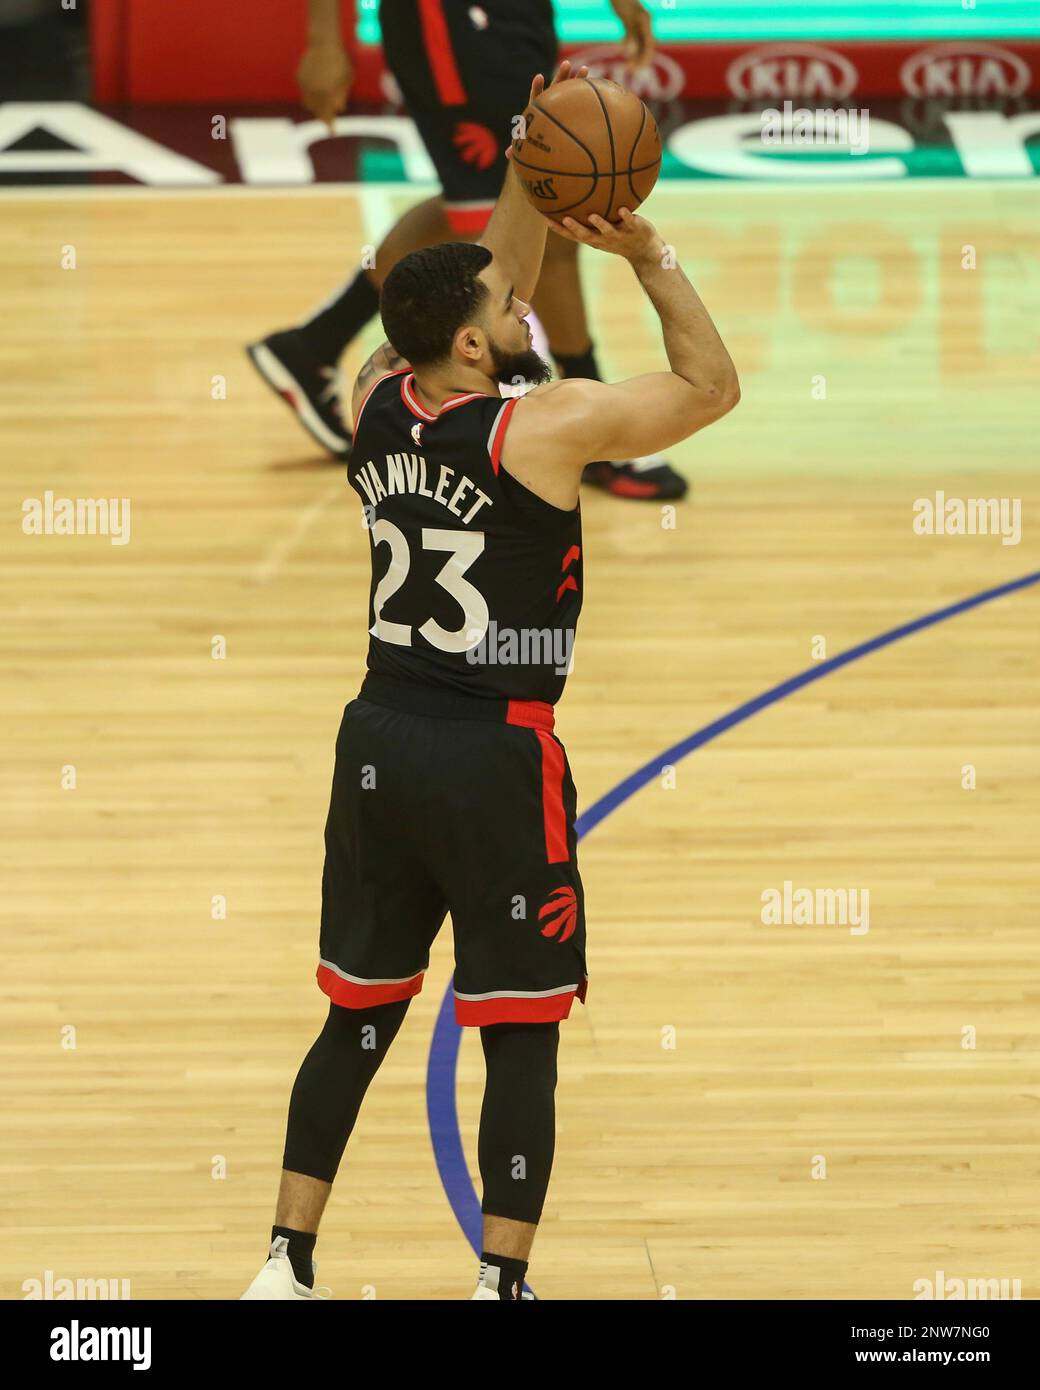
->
[487, 334, 553, 392]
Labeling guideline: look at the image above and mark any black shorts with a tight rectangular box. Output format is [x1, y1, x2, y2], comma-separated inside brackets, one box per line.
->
[379, 0, 557, 232]
[317, 673, 588, 1025]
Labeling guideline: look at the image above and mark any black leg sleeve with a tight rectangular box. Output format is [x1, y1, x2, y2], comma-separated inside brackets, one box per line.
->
[282, 998, 410, 1183]
[478, 1021, 560, 1224]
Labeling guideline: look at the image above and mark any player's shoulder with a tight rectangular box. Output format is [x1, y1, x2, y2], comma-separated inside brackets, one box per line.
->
[522, 377, 605, 402]
[351, 365, 409, 433]
[511, 377, 610, 434]
[500, 379, 612, 480]
[350, 341, 411, 426]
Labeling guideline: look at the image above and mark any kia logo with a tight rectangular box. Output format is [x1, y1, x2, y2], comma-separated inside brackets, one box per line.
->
[566, 44, 685, 101]
[727, 44, 858, 100]
[901, 43, 1030, 98]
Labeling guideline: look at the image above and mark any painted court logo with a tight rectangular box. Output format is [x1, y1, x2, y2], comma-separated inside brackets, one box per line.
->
[539, 886, 578, 942]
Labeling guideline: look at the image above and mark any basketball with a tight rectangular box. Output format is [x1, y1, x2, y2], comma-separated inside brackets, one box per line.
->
[512, 77, 662, 225]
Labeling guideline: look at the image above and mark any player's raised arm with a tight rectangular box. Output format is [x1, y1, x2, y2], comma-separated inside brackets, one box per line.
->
[506, 208, 739, 487]
[478, 61, 587, 304]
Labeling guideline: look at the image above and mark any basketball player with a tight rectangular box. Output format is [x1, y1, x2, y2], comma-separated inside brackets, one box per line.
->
[240, 60, 738, 1301]
[246, 0, 690, 500]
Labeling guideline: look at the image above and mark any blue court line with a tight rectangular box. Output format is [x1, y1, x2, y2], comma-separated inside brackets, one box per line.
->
[424, 569, 1040, 1289]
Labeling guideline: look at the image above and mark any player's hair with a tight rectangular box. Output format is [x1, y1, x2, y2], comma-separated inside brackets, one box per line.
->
[380, 242, 494, 367]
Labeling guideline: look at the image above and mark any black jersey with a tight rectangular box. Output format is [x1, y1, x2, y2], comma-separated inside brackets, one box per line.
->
[348, 370, 582, 705]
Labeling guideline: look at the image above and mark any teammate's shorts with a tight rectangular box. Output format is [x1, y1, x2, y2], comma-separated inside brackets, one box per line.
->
[317, 673, 588, 1025]
[379, 0, 558, 233]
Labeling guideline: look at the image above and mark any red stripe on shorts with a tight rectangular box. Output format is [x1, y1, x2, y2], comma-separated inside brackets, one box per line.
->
[316, 963, 424, 1008]
[455, 987, 584, 1026]
[445, 203, 494, 234]
[418, 0, 467, 106]
[536, 730, 569, 864]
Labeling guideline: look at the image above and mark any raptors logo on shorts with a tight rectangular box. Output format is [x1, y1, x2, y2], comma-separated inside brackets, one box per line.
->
[379, 0, 558, 233]
[539, 887, 578, 942]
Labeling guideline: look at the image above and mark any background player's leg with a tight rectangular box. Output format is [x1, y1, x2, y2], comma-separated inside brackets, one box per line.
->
[298, 195, 476, 366]
[264, 997, 411, 1288]
[371, 195, 478, 280]
[247, 194, 478, 456]
[475, 1021, 559, 1300]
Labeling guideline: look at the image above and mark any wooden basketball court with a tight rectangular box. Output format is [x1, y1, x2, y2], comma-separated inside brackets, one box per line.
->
[2, 180, 1037, 1299]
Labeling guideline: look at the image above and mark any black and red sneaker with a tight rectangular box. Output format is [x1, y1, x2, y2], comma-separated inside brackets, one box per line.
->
[583, 455, 689, 501]
[246, 329, 352, 458]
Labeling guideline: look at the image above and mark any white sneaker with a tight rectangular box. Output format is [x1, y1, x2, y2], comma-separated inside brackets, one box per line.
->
[240, 1236, 331, 1300]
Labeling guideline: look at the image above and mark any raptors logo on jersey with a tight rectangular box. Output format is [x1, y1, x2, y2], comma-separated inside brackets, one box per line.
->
[349, 369, 583, 704]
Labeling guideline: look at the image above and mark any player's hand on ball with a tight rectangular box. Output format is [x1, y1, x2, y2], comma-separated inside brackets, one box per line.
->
[543, 207, 665, 264]
[297, 43, 353, 130]
[526, 58, 589, 110]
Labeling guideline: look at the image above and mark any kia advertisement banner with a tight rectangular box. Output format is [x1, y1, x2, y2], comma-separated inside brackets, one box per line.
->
[290, 39, 1040, 105]
[88, 1, 1040, 106]
[580, 39, 1038, 101]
